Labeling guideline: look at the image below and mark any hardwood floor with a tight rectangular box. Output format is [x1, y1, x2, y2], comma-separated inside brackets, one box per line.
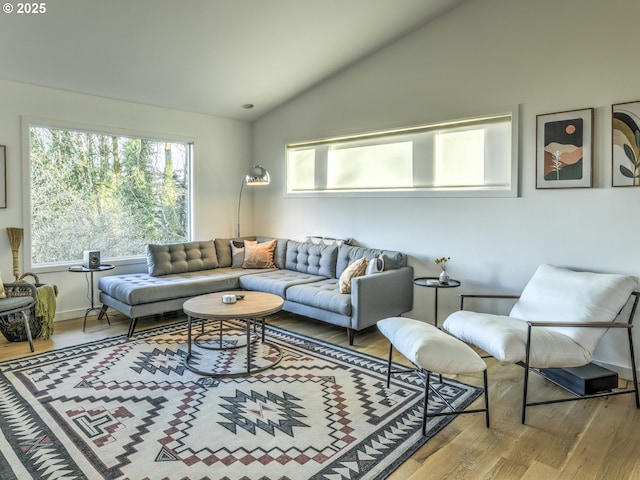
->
[2, 311, 639, 479]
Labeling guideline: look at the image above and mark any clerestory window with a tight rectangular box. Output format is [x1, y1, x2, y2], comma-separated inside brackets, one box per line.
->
[286, 109, 518, 197]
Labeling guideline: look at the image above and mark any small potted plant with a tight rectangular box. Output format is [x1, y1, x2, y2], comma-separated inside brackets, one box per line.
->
[434, 256, 450, 284]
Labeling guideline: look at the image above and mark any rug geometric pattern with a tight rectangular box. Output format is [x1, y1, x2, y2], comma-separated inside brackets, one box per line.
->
[0, 321, 482, 480]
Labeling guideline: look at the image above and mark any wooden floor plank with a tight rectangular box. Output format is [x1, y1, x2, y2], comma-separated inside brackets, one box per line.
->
[520, 460, 561, 480]
[1, 310, 639, 479]
[597, 404, 640, 479]
[559, 401, 624, 480]
[484, 457, 529, 479]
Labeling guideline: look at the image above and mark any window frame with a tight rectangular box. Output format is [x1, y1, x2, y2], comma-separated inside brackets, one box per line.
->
[21, 117, 195, 273]
[285, 107, 519, 198]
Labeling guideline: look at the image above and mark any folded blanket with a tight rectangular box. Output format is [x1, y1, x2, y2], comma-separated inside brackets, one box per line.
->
[36, 284, 57, 339]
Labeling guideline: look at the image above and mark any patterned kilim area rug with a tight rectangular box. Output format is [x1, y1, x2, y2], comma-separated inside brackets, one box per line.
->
[0, 320, 482, 480]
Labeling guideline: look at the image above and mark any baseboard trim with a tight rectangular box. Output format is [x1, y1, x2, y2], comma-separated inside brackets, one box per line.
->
[592, 360, 638, 384]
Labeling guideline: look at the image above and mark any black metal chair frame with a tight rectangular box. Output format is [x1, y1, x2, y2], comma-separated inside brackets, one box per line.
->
[0, 282, 37, 352]
[459, 291, 640, 424]
[385, 343, 490, 435]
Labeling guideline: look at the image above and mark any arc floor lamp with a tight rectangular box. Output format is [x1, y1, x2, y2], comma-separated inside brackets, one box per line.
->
[237, 165, 270, 237]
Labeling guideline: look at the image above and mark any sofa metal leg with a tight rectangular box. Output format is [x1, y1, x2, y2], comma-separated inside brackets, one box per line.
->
[347, 328, 354, 345]
[96, 304, 111, 326]
[97, 304, 108, 320]
[127, 318, 138, 338]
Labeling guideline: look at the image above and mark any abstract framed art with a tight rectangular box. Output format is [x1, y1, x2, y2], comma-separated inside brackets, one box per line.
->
[0, 145, 5, 208]
[612, 100, 640, 187]
[536, 108, 593, 189]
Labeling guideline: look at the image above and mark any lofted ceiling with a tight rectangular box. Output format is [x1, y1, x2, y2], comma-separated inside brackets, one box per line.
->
[0, 0, 465, 121]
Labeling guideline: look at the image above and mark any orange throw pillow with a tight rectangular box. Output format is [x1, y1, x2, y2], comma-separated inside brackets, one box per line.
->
[242, 240, 277, 269]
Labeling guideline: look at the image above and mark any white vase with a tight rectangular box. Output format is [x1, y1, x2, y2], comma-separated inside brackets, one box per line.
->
[439, 271, 450, 284]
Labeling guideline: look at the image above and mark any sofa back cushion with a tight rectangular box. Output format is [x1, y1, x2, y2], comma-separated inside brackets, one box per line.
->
[285, 240, 338, 278]
[146, 240, 218, 276]
[257, 237, 288, 269]
[336, 245, 407, 277]
[510, 264, 638, 354]
[214, 236, 257, 267]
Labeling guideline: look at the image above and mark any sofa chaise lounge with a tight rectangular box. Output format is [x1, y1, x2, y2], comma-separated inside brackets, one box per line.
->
[98, 236, 414, 343]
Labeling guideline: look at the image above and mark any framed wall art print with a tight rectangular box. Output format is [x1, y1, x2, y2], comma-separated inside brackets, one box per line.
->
[536, 108, 593, 189]
[612, 100, 640, 187]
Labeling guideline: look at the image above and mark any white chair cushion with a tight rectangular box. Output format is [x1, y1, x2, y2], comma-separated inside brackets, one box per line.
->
[509, 264, 638, 355]
[377, 317, 486, 374]
[443, 311, 592, 368]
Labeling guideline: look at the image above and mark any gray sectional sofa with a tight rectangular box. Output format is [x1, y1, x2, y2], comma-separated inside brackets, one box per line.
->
[98, 236, 413, 343]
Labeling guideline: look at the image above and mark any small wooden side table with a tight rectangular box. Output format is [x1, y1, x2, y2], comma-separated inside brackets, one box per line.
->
[68, 264, 114, 331]
[414, 276, 461, 328]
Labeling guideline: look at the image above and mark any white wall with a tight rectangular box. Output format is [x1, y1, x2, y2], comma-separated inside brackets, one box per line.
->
[0, 79, 251, 321]
[252, 0, 640, 377]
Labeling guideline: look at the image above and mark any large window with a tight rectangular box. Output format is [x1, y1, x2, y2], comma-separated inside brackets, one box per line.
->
[28, 122, 192, 267]
[286, 109, 518, 197]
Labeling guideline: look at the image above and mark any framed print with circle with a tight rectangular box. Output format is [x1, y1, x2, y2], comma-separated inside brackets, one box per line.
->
[612, 100, 640, 187]
[536, 108, 593, 189]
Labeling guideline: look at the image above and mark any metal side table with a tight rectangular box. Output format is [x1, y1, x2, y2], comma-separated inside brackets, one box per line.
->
[69, 264, 114, 331]
[414, 276, 461, 328]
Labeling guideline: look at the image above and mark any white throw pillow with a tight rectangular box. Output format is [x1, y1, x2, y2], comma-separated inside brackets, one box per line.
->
[365, 255, 385, 275]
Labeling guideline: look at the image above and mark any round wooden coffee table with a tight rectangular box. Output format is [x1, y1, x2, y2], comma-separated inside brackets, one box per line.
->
[182, 291, 284, 377]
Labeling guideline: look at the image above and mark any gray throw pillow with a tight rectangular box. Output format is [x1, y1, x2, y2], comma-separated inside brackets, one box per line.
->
[230, 240, 245, 268]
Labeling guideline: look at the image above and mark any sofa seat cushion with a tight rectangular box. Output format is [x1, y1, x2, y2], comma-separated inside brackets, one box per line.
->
[443, 311, 592, 368]
[238, 269, 326, 297]
[99, 268, 255, 306]
[285, 279, 351, 316]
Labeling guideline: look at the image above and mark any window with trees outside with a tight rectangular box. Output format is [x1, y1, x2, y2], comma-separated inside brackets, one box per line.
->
[286, 109, 518, 197]
[28, 123, 192, 267]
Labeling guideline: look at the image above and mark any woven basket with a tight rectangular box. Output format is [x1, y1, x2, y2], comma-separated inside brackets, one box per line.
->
[0, 278, 57, 342]
[1, 310, 43, 342]
[17, 272, 40, 284]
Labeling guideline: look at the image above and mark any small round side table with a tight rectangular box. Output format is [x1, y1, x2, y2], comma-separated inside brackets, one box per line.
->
[68, 264, 115, 331]
[414, 276, 461, 328]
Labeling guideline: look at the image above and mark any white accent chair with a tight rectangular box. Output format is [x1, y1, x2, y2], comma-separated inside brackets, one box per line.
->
[443, 264, 640, 424]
